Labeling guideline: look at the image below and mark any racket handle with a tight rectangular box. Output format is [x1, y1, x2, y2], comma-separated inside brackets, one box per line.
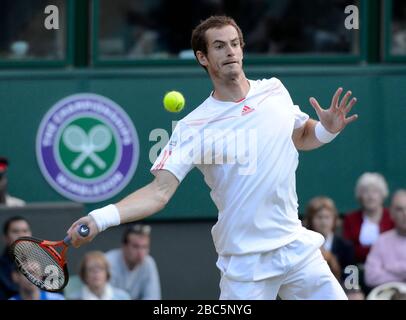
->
[64, 224, 90, 245]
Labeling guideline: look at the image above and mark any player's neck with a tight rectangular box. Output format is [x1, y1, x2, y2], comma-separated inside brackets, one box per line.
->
[211, 74, 250, 102]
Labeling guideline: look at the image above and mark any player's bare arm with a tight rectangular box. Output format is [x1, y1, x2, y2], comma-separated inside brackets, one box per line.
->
[67, 170, 179, 247]
[292, 87, 358, 151]
[117, 169, 179, 224]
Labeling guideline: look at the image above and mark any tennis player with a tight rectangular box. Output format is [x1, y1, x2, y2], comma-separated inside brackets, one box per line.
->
[67, 16, 358, 300]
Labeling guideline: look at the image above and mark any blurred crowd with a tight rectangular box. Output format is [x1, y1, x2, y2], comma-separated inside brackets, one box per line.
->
[1, 154, 406, 300]
[92, 0, 359, 58]
[303, 173, 406, 300]
[3, 0, 406, 61]
[3, 0, 406, 62]
[1, 0, 362, 60]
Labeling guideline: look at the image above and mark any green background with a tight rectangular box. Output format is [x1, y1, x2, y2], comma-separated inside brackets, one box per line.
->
[1, 65, 405, 219]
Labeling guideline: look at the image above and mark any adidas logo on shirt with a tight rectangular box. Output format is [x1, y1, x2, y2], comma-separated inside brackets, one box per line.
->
[241, 105, 255, 115]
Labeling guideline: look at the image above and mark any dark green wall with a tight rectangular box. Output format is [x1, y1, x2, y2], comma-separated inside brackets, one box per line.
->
[1, 65, 405, 218]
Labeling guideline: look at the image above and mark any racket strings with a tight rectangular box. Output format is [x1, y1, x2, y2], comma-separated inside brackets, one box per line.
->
[12, 241, 66, 291]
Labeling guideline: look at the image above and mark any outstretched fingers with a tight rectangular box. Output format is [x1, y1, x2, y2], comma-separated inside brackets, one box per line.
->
[344, 114, 359, 125]
[345, 97, 357, 114]
[309, 97, 323, 114]
[331, 87, 343, 109]
[339, 91, 352, 110]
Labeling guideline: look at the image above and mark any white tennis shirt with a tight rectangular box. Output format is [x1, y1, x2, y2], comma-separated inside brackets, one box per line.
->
[151, 78, 310, 257]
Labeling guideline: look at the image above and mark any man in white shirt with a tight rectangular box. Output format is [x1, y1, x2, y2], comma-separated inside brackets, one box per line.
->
[67, 16, 358, 300]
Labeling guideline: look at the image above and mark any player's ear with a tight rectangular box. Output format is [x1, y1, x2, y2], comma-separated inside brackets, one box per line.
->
[196, 51, 208, 67]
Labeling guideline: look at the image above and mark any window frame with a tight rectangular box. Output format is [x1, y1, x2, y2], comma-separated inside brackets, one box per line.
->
[91, 0, 369, 67]
[383, 0, 406, 62]
[0, 0, 74, 69]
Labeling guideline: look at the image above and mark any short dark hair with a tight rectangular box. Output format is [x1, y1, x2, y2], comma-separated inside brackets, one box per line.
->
[122, 224, 151, 244]
[191, 16, 245, 68]
[3, 216, 30, 236]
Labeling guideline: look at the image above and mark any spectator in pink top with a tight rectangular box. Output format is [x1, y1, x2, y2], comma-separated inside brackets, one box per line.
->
[364, 189, 406, 288]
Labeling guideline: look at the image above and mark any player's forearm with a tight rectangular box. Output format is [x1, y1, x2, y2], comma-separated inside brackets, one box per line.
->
[293, 119, 323, 151]
[88, 171, 178, 233]
[115, 181, 169, 224]
[293, 119, 340, 151]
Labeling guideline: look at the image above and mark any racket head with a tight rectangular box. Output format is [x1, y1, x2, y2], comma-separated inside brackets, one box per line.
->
[10, 236, 69, 292]
[89, 125, 112, 151]
[63, 125, 87, 152]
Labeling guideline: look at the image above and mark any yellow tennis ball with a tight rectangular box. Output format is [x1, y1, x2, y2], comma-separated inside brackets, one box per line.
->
[163, 91, 185, 113]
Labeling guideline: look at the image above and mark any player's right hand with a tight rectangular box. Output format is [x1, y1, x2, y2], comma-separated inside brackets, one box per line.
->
[67, 215, 99, 248]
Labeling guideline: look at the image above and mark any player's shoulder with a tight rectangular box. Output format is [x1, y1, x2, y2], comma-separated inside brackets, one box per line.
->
[252, 77, 285, 89]
[249, 77, 289, 98]
[175, 96, 214, 127]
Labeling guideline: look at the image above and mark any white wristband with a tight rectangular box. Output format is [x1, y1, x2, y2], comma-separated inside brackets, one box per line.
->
[315, 122, 339, 143]
[88, 204, 121, 232]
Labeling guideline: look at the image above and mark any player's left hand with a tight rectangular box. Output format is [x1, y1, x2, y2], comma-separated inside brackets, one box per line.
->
[309, 87, 358, 134]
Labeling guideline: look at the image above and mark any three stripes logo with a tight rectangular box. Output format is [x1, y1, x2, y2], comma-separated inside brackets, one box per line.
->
[241, 105, 255, 116]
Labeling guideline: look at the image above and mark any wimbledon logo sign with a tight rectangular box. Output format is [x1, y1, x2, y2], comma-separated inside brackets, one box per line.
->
[36, 93, 139, 203]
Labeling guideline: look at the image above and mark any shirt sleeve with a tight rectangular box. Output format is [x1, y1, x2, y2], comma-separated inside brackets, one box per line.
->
[278, 79, 309, 129]
[151, 121, 201, 183]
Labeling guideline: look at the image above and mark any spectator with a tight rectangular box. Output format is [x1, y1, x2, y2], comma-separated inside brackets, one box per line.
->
[105, 224, 161, 299]
[0, 216, 31, 300]
[305, 196, 355, 282]
[343, 173, 394, 264]
[9, 261, 64, 300]
[0, 157, 26, 207]
[364, 190, 406, 288]
[67, 251, 130, 300]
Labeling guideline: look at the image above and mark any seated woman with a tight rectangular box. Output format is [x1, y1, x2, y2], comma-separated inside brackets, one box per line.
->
[305, 196, 355, 283]
[343, 172, 394, 264]
[68, 251, 131, 300]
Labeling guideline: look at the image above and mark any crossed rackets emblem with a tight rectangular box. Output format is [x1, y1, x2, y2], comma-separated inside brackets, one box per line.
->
[62, 124, 112, 172]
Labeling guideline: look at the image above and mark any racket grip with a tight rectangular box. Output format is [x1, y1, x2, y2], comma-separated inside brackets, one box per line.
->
[64, 224, 90, 245]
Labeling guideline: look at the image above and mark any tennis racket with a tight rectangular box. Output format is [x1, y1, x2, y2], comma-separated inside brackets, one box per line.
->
[9, 224, 90, 292]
